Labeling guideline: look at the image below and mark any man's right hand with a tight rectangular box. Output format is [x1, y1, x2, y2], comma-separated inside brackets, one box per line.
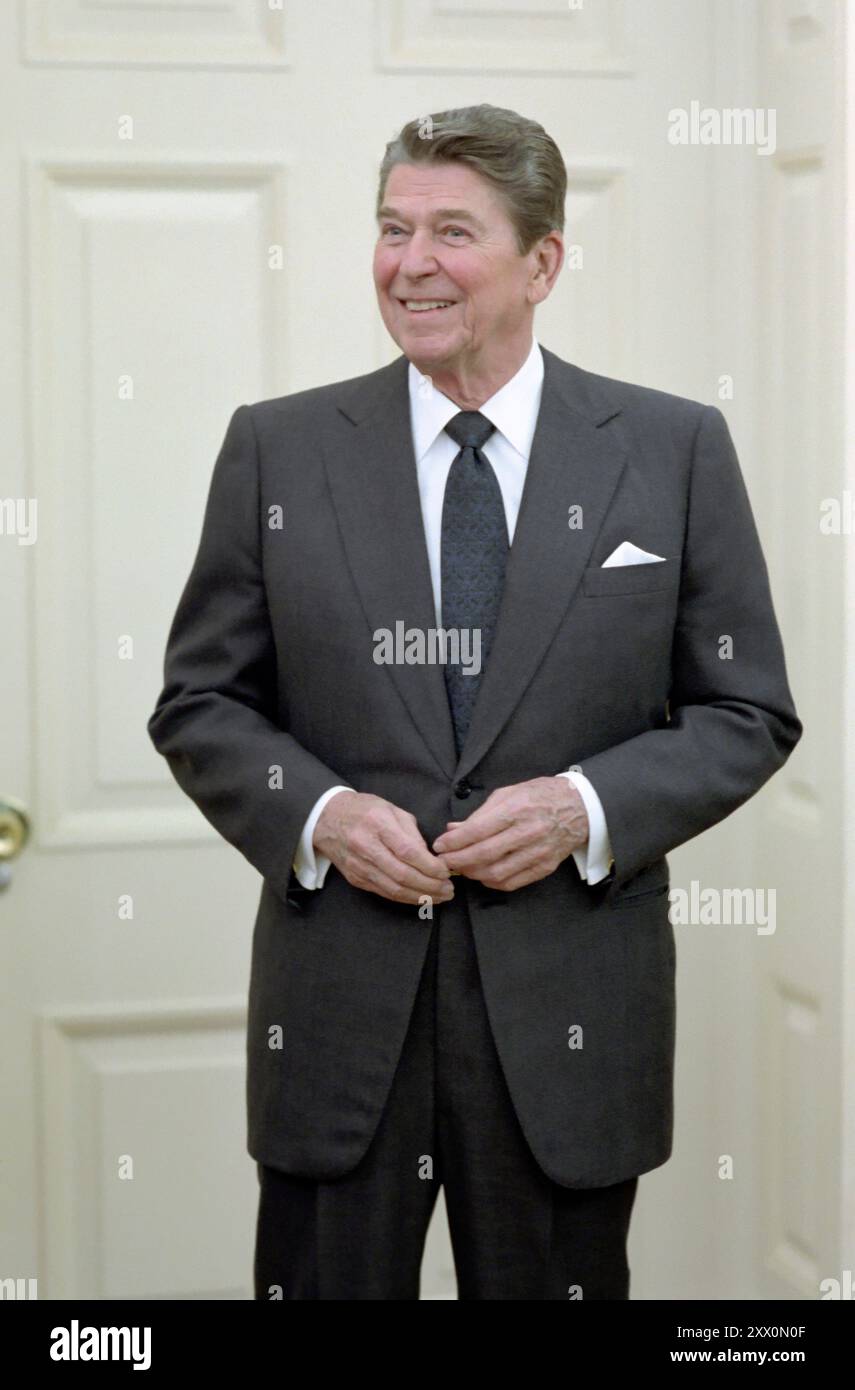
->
[312, 790, 455, 907]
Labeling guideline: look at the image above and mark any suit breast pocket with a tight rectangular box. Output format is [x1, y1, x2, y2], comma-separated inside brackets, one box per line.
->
[581, 557, 679, 597]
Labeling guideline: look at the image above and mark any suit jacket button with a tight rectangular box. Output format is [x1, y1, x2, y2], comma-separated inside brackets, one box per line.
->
[454, 779, 472, 798]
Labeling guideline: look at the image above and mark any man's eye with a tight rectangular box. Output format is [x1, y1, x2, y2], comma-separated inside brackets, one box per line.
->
[444, 227, 467, 238]
[382, 225, 403, 237]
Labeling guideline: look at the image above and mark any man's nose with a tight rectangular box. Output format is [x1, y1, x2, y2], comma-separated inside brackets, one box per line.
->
[398, 229, 439, 276]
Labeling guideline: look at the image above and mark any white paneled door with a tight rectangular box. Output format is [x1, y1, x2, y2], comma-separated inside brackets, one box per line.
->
[0, 0, 842, 1300]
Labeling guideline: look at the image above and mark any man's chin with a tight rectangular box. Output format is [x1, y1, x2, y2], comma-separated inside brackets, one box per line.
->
[398, 332, 459, 370]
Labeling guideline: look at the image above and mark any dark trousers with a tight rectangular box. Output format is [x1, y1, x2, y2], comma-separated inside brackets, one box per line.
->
[254, 893, 638, 1300]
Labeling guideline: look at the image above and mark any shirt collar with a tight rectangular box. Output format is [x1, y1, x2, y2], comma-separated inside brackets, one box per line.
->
[407, 337, 544, 463]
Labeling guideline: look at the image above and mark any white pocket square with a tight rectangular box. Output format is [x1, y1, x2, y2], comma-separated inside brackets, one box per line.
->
[601, 541, 666, 568]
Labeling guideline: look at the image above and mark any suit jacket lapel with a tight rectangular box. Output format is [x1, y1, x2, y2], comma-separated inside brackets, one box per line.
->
[323, 356, 459, 779]
[454, 346, 629, 778]
[323, 346, 628, 784]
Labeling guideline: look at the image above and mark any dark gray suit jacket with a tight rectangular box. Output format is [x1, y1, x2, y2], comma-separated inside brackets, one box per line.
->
[147, 345, 801, 1187]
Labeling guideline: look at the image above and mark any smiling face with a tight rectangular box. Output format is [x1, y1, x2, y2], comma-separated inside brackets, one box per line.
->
[373, 161, 563, 406]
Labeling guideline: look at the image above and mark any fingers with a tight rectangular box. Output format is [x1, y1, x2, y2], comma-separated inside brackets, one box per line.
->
[471, 847, 543, 891]
[433, 794, 512, 851]
[327, 787, 564, 902]
[438, 824, 535, 872]
[357, 838, 452, 901]
[343, 800, 454, 906]
[384, 807, 454, 882]
[351, 860, 453, 906]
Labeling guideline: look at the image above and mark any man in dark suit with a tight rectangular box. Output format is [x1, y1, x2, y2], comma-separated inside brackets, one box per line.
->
[147, 104, 801, 1299]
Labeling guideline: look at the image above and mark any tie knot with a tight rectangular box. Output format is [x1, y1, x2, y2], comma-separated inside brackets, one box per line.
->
[444, 410, 495, 451]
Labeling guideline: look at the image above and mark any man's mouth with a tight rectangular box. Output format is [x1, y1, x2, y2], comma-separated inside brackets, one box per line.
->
[398, 299, 456, 315]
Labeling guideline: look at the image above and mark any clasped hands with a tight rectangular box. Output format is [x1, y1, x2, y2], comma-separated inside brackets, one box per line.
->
[312, 778, 589, 907]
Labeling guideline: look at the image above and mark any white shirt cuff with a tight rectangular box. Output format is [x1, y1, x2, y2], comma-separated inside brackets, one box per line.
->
[555, 769, 613, 885]
[293, 785, 353, 889]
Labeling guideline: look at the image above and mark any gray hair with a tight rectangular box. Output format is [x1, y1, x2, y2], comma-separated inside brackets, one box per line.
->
[377, 104, 566, 255]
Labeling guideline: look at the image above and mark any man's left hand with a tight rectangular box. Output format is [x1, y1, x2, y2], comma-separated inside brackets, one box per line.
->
[432, 777, 589, 892]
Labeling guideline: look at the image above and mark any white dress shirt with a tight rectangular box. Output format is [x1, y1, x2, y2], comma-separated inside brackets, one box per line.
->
[293, 337, 613, 889]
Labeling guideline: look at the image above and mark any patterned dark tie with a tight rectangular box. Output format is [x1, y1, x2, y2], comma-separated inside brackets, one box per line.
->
[441, 410, 509, 754]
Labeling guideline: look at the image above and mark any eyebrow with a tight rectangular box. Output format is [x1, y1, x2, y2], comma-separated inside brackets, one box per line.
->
[377, 205, 486, 231]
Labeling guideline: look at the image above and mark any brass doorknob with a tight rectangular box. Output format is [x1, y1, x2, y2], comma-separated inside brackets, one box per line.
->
[0, 797, 31, 861]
